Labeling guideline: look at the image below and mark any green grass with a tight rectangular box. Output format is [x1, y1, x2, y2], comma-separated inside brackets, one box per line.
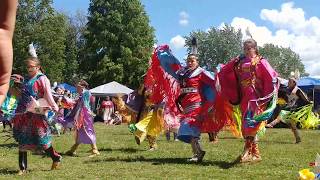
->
[0, 123, 318, 179]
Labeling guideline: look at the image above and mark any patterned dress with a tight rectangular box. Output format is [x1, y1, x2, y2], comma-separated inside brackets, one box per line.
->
[219, 55, 278, 137]
[12, 73, 58, 151]
[66, 90, 96, 144]
[101, 100, 114, 122]
[0, 93, 18, 123]
[176, 67, 216, 143]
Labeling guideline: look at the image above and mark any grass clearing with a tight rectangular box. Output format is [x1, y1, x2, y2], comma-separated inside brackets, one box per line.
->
[0, 123, 318, 179]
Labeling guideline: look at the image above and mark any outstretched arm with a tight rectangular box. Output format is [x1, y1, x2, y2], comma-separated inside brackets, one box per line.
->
[266, 117, 281, 128]
[0, 0, 18, 105]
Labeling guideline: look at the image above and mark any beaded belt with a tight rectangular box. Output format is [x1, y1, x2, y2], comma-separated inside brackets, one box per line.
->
[181, 87, 198, 94]
[183, 102, 201, 114]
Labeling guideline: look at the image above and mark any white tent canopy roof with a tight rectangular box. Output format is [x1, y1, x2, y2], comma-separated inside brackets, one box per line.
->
[90, 81, 133, 96]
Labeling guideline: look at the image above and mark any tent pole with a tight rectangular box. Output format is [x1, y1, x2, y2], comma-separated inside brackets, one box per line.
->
[313, 88, 315, 110]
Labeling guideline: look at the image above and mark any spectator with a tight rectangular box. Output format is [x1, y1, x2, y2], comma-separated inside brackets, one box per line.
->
[101, 96, 114, 124]
[108, 111, 122, 125]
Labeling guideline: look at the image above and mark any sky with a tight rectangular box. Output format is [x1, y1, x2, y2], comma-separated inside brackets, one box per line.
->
[53, 0, 320, 76]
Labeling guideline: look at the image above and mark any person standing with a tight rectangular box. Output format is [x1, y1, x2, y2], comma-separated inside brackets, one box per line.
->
[101, 96, 114, 124]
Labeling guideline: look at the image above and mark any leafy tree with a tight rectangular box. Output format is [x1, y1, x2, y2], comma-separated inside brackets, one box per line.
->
[63, 19, 79, 84]
[83, 0, 155, 88]
[13, 0, 67, 83]
[259, 44, 305, 78]
[62, 10, 89, 84]
[185, 25, 242, 70]
[185, 25, 305, 78]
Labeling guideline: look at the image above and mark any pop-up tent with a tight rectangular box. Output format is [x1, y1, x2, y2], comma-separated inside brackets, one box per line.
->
[298, 77, 320, 90]
[90, 81, 133, 97]
[297, 77, 320, 110]
[57, 83, 76, 93]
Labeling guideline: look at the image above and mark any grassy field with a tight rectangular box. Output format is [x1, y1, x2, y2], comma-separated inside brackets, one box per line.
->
[0, 123, 318, 179]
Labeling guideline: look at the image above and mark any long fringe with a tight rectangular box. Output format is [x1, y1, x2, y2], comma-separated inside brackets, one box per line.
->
[253, 92, 278, 122]
[283, 104, 320, 129]
[228, 105, 243, 138]
[144, 46, 181, 115]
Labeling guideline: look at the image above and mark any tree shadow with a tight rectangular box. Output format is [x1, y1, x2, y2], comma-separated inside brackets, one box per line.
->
[84, 156, 239, 169]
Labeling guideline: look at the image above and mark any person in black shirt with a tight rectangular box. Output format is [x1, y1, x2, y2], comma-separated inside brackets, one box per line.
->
[267, 78, 311, 143]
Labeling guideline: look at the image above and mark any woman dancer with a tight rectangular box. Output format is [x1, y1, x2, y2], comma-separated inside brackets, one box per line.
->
[219, 39, 278, 163]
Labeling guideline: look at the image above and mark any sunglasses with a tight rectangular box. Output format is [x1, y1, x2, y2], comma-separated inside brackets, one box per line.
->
[26, 65, 38, 69]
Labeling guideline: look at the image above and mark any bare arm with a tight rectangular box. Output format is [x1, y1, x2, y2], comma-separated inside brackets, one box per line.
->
[266, 117, 281, 128]
[0, 0, 18, 105]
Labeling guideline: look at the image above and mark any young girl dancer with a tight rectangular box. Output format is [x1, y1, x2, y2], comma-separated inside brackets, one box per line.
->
[65, 80, 100, 157]
[12, 56, 62, 175]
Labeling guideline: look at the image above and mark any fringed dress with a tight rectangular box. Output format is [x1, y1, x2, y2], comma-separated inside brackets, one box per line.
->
[12, 73, 58, 151]
[66, 90, 96, 144]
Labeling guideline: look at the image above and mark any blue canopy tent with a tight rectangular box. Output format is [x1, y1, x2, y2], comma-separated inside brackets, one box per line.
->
[297, 77, 320, 110]
[57, 83, 76, 93]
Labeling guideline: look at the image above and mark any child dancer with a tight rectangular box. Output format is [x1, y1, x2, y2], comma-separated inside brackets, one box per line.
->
[65, 80, 100, 157]
[12, 55, 62, 175]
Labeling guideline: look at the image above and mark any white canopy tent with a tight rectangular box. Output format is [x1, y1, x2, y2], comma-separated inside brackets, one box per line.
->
[90, 81, 133, 97]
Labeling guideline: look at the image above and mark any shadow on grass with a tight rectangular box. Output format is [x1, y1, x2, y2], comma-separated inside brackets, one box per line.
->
[60, 147, 143, 157]
[0, 168, 19, 175]
[217, 136, 239, 140]
[99, 147, 144, 153]
[259, 140, 294, 145]
[0, 143, 18, 148]
[84, 156, 239, 169]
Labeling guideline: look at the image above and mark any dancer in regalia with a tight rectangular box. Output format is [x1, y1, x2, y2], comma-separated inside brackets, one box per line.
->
[144, 39, 231, 162]
[65, 80, 100, 157]
[267, 77, 319, 143]
[125, 84, 164, 151]
[0, 74, 23, 131]
[218, 39, 278, 163]
[53, 89, 75, 134]
[12, 45, 62, 175]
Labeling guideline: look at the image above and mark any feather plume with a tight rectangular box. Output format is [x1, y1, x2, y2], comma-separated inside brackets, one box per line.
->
[28, 43, 37, 58]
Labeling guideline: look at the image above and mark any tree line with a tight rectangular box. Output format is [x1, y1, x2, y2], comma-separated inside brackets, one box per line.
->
[13, 0, 306, 89]
[185, 25, 306, 77]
